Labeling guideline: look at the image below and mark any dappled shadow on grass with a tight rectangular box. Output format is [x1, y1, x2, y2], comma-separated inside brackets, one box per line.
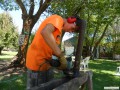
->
[0, 59, 11, 71]
[90, 60, 120, 71]
[89, 60, 120, 90]
[0, 51, 27, 90]
[93, 71, 120, 90]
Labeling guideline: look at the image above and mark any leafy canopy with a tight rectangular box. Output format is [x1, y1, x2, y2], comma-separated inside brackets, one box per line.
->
[0, 12, 19, 49]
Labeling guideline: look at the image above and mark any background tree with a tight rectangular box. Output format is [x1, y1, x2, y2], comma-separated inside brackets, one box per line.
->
[0, 12, 18, 54]
[82, 0, 120, 59]
[110, 18, 120, 55]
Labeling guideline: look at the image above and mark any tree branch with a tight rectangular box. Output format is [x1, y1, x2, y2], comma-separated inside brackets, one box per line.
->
[29, 0, 34, 16]
[40, 0, 43, 8]
[90, 21, 100, 51]
[92, 17, 116, 53]
[33, 0, 52, 23]
[15, 0, 27, 16]
[92, 23, 109, 53]
[73, 6, 82, 16]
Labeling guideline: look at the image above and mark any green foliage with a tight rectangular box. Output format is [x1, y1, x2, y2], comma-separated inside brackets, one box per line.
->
[110, 18, 120, 54]
[0, 12, 19, 50]
[81, 0, 120, 57]
[114, 41, 120, 54]
[50, 0, 83, 17]
[85, 0, 118, 41]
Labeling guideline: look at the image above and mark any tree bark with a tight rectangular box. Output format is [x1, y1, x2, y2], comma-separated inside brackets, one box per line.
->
[0, 47, 3, 55]
[91, 24, 109, 60]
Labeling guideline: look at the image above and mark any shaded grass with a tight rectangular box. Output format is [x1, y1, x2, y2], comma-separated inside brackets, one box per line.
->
[0, 73, 27, 90]
[0, 50, 26, 90]
[89, 59, 120, 90]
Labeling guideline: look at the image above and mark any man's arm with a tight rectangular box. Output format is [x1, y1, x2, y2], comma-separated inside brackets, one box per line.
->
[41, 23, 61, 57]
[41, 23, 67, 70]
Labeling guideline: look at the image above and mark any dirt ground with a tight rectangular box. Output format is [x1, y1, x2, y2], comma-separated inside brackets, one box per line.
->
[0, 59, 25, 80]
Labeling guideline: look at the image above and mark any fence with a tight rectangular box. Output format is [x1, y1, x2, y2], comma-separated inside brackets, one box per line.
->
[30, 70, 93, 90]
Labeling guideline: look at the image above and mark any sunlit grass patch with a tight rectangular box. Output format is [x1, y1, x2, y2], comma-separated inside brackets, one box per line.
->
[0, 51, 17, 60]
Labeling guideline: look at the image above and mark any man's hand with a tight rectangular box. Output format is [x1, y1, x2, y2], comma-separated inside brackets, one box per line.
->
[57, 53, 67, 70]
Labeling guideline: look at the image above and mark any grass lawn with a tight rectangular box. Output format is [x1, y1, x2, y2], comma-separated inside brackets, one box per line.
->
[0, 51, 120, 90]
[0, 50, 26, 90]
[0, 73, 27, 90]
[89, 59, 120, 90]
[0, 51, 17, 60]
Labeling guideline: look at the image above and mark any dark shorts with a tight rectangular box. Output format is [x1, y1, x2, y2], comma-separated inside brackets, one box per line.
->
[26, 68, 54, 90]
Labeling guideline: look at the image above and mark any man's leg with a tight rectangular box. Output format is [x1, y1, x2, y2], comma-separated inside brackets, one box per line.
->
[26, 68, 54, 90]
[26, 69, 47, 90]
[46, 68, 54, 82]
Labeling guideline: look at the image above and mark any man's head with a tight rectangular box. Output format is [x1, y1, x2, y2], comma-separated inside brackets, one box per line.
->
[63, 15, 81, 33]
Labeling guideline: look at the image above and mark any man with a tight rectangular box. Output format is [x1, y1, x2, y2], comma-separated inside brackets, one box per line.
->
[26, 14, 81, 89]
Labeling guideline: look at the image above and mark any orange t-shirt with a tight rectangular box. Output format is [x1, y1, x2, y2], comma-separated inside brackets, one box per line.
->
[26, 15, 63, 71]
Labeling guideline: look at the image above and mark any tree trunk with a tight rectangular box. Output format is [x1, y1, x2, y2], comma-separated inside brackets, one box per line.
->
[9, 17, 34, 67]
[91, 24, 109, 60]
[0, 47, 4, 55]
